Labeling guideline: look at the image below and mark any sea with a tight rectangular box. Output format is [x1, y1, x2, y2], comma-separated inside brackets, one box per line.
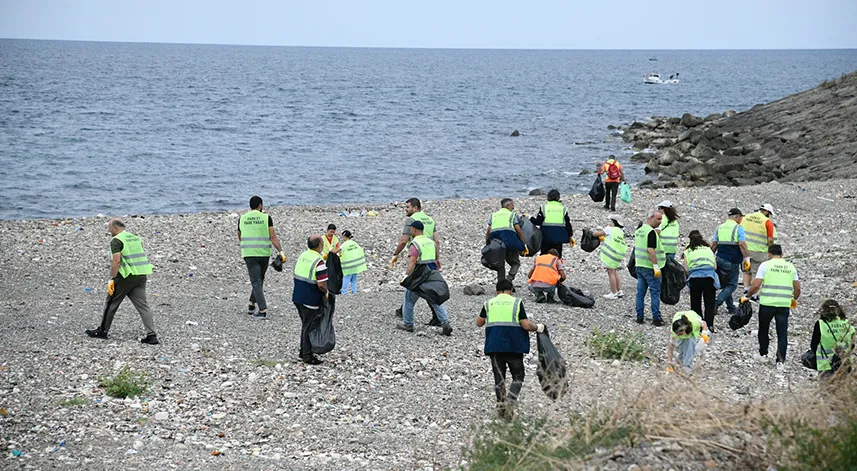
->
[1, 39, 856, 220]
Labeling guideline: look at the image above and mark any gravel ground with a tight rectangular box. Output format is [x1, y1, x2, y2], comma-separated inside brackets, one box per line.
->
[2, 180, 856, 470]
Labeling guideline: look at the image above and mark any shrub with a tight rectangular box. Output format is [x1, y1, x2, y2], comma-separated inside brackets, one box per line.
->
[58, 397, 90, 407]
[98, 366, 148, 398]
[585, 327, 648, 361]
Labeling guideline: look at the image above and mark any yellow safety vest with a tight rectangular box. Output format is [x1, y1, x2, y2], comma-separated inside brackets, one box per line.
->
[634, 224, 665, 269]
[599, 227, 627, 269]
[541, 201, 567, 227]
[239, 210, 272, 258]
[659, 218, 680, 255]
[411, 235, 437, 265]
[113, 231, 153, 277]
[490, 208, 516, 233]
[685, 246, 716, 271]
[293, 250, 323, 284]
[339, 239, 367, 276]
[741, 212, 770, 253]
[759, 258, 796, 308]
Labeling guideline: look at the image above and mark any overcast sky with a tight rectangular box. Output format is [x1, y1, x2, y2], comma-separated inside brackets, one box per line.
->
[1, 0, 855, 49]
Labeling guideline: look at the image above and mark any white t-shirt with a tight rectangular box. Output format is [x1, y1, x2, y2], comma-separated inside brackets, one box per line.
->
[755, 260, 799, 281]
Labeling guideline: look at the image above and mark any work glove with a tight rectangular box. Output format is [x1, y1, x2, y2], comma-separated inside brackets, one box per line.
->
[278, 251, 286, 263]
[536, 324, 545, 333]
[742, 257, 752, 272]
[322, 253, 328, 261]
[700, 330, 711, 344]
[653, 267, 661, 278]
[598, 236, 605, 242]
[521, 246, 529, 256]
[791, 298, 798, 309]
[390, 255, 398, 267]
[740, 296, 749, 304]
[107, 279, 115, 296]
[569, 238, 576, 248]
[666, 365, 675, 373]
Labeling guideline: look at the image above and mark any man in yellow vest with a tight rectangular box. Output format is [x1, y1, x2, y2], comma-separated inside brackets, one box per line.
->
[86, 218, 159, 344]
[634, 212, 666, 326]
[396, 221, 453, 335]
[322, 223, 341, 259]
[744, 244, 801, 371]
[292, 235, 330, 365]
[528, 189, 575, 258]
[526, 249, 566, 303]
[741, 204, 776, 299]
[476, 279, 545, 420]
[711, 208, 750, 315]
[485, 198, 528, 286]
[238, 196, 285, 320]
[391, 197, 442, 325]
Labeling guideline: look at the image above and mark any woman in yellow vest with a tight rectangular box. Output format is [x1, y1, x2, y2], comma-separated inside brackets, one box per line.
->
[682, 230, 720, 331]
[591, 215, 627, 299]
[339, 230, 367, 295]
[667, 310, 709, 374]
[809, 299, 856, 379]
[656, 200, 680, 260]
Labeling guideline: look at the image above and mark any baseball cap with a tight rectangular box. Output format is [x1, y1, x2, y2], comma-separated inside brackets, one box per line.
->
[657, 200, 673, 208]
[608, 214, 624, 228]
[760, 204, 775, 215]
[728, 208, 743, 216]
[409, 220, 424, 230]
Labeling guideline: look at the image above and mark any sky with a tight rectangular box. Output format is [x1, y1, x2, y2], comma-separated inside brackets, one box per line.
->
[1, 0, 856, 49]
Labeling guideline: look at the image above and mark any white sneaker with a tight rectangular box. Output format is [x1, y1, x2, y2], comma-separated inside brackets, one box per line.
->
[616, 290, 625, 298]
[603, 292, 618, 300]
[776, 362, 785, 372]
[753, 353, 768, 364]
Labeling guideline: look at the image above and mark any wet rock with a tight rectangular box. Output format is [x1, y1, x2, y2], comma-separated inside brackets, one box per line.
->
[680, 113, 704, 128]
[510, 130, 520, 137]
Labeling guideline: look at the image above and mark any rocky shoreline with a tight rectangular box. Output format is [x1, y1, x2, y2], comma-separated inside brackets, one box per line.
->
[615, 70, 857, 189]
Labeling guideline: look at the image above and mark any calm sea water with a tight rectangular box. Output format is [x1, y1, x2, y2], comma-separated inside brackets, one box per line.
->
[1, 39, 855, 219]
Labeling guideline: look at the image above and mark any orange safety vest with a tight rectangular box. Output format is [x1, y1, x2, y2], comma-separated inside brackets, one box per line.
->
[529, 254, 562, 285]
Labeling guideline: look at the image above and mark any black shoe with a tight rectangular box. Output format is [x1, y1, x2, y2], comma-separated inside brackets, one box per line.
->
[652, 319, 666, 327]
[426, 316, 442, 327]
[253, 312, 268, 320]
[395, 306, 403, 318]
[396, 323, 414, 332]
[247, 304, 256, 315]
[635, 318, 645, 324]
[85, 328, 108, 339]
[441, 323, 453, 336]
[140, 334, 159, 345]
[709, 326, 716, 334]
[535, 292, 547, 303]
[546, 294, 556, 303]
[302, 356, 323, 365]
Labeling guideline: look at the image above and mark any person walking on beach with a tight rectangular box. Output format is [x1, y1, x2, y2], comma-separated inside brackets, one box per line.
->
[528, 189, 575, 258]
[485, 198, 528, 286]
[292, 235, 329, 365]
[597, 156, 625, 212]
[322, 223, 341, 259]
[634, 212, 666, 326]
[809, 299, 856, 379]
[476, 279, 544, 420]
[339, 230, 367, 294]
[397, 221, 453, 335]
[656, 201, 680, 260]
[391, 197, 441, 325]
[711, 208, 750, 316]
[667, 310, 708, 374]
[743, 244, 800, 371]
[238, 196, 286, 320]
[527, 248, 566, 303]
[683, 230, 720, 331]
[85, 218, 159, 344]
[741, 204, 776, 300]
[591, 215, 627, 299]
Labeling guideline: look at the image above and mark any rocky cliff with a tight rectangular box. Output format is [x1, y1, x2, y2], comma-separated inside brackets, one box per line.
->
[618, 71, 857, 188]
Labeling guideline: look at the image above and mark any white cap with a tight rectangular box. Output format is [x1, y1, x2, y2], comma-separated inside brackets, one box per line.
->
[760, 204, 775, 215]
[608, 214, 624, 228]
[657, 200, 673, 208]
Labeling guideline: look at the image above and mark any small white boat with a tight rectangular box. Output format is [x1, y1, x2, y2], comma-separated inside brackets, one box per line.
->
[644, 72, 679, 84]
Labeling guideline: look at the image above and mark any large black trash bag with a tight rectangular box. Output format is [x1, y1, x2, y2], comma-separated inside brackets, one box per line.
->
[536, 327, 568, 401]
[659, 257, 687, 305]
[589, 174, 605, 203]
[519, 218, 542, 257]
[728, 300, 754, 331]
[401, 264, 450, 306]
[580, 229, 601, 253]
[325, 252, 344, 294]
[309, 295, 336, 354]
[715, 263, 730, 288]
[481, 239, 506, 270]
[557, 284, 595, 308]
[800, 349, 817, 370]
[628, 256, 637, 279]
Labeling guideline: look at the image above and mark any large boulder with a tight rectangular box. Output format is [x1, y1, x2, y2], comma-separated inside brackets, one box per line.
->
[690, 145, 719, 161]
[711, 155, 746, 174]
[631, 152, 651, 162]
[705, 113, 723, 121]
[676, 141, 694, 154]
[689, 164, 714, 181]
[743, 142, 762, 153]
[703, 127, 721, 140]
[644, 161, 660, 174]
[709, 136, 734, 151]
[724, 146, 745, 157]
[657, 148, 681, 166]
[722, 109, 737, 118]
[680, 113, 704, 128]
[651, 138, 673, 149]
[688, 130, 706, 145]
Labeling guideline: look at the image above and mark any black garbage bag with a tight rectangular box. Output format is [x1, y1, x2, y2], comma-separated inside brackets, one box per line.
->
[309, 295, 336, 354]
[536, 328, 568, 401]
[728, 300, 754, 331]
[402, 264, 450, 306]
[628, 256, 637, 279]
[589, 174, 605, 203]
[271, 255, 283, 272]
[557, 284, 595, 308]
[580, 229, 601, 253]
[800, 349, 817, 370]
[659, 257, 687, 305]
[520, 218, 542, 257]
[481, 239, 506, 271]
[715, 263, 729, 288]
[325, 252, 344, 295]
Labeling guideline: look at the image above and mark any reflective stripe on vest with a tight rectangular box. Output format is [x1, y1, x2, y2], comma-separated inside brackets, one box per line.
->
[528, 254, 561, 285]
[114, 231, 153, 277]
[293, 250, 323, 284]
[484, 293, 522, 328]
[411, 235, 437, 265]
[759, 259, 796, 307]
[541, 201, 567, 227]
[339, 239, 367, 276]
[741, 212, 769, 252]
[599, 227, 627, 269]
[410, 212, 436, 238]
[685, 246, 716, 271]
[659, 219, 680, 254]
[322, 235, 340, 254]
[816, 319, 856, 372]
[239, 210, 272, 258]
[634, 224, 665, 269]
[715, 219, 740, 246]
[490, 208, 516, 232]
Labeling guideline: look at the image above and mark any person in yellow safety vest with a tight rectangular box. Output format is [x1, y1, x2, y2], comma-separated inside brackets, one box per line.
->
[526, 248, 567, 303]
[666, 310, 709, 374]
[485, 198, 529, 286]
[592, 215, 627, 299]
[683, 230, 720, 331]
[476, 278, 545, 420]
[809, 300, 856, 379]
[655, 200, 680, 260]
[86, 218, 160, 344]
[744, 244, 801, 371]
[322, 223, 341, 259]
[339, 230, 367, 295]
[391, 197, 442, 325]
[711, 208, 750, 316]
[396, 221, 453, 335]
[528, 189, 575, 258]
[634, 212, 667, 326]
[237, 196, 286, 320]
[292, 235, 330, 365]
[741, 204, 776, 299]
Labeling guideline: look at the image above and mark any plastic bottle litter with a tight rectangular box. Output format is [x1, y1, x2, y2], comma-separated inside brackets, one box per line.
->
[11, 450, 22, 457]
[84, 287, 91, 294]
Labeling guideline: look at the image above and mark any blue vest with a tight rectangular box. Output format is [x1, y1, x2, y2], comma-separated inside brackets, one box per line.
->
[483, 294, 530, 354]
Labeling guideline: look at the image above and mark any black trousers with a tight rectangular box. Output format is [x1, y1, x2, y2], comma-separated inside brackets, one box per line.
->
[100, 275, 156, 335]
[540, 241, 563, 259]
[295, 302, 321, 359]
[604, 182, 620, 210]
[245, 257, 269, 310]
[689, 277, 716, 330]
[758, 305, 790, 362]
[490, 353, 525, 404]
[495, 250, 521, 284]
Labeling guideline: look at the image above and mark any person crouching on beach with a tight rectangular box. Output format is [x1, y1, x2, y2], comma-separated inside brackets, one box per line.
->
[667, 310, 708, 374]
[339, 230, 367, 294]
[591, 214, 627, 300]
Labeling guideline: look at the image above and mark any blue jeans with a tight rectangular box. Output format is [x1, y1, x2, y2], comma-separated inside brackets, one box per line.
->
[341, 273, 358, 294]
[635, 267, 662, 321]
[403, 288, 449, 327]
[673, 338, 697, 372]
[715, 258, 739, 312]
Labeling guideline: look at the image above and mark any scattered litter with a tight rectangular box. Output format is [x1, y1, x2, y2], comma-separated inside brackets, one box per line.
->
[185, 321, 199, 326]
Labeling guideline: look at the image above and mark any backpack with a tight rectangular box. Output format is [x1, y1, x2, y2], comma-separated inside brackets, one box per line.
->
[606, 161, 621, 180]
